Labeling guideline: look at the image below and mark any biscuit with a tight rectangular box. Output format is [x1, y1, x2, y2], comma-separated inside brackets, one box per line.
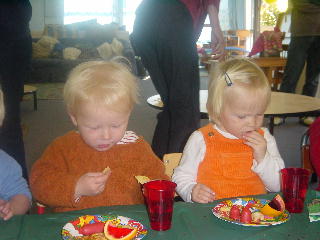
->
[102, 167, 111, 174]
[135, 175, 150, 184]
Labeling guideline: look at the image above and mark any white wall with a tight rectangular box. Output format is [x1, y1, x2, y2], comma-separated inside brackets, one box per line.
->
[29, 0, 64, 33]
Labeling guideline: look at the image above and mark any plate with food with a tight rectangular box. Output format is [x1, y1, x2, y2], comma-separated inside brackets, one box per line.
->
[61, 215, 147, 240]
[212, 194, 290, 226]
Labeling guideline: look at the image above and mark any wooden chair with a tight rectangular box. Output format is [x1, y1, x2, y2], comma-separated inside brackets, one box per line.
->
[163, 153, 183, 201]
[163, 153, 182, 179]
[301, 130, 318, 182]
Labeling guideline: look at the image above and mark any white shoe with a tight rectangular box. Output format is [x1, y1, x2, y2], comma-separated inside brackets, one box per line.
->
[273, 117, 285, 126]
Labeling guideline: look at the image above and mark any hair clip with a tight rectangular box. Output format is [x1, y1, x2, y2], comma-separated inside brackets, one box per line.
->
[224, 72, 232, 86]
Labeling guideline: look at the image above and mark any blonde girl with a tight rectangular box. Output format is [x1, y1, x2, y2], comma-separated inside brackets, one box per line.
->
[173, 58, 285, 203]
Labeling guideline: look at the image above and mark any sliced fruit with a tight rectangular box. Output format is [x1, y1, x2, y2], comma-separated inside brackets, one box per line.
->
[229, 205, 241, 221]
[260, 194, 285, 217]
[104, 220, 137, 240]
[240, 208, 252, 224]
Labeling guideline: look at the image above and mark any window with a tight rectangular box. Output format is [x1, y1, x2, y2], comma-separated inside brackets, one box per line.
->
[64, 0, 142, 32]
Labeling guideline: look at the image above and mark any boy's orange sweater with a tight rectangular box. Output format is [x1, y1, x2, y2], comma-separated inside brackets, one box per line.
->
[197, 124, 266, 200]
[30, 131, 169, 212]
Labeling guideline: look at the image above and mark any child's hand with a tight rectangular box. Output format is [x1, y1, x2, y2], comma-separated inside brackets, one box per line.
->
[0, 199, 13, 221]
[191, 183, 215, 203]
[75, 171, 111, 198]
[243, 131, 267, 163]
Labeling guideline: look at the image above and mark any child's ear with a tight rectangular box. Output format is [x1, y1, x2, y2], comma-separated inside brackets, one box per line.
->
[68, 112, 78, 127]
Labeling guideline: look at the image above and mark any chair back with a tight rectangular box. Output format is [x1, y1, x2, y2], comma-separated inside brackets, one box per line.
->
[163, 153, 182, 179]
[301, 130, 314, 173]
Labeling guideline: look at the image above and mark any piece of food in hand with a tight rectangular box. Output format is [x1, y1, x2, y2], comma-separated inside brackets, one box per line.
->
[260, 194, 285, 217]
[251, 211, 265, 223]
[79, 222, 105, 236]
[102, 167, 111, 174]
[229, 205, 241, 221]
[240, 208, 252, 224]
[135, 175, 150, 185]
[104, 220, 137, 240]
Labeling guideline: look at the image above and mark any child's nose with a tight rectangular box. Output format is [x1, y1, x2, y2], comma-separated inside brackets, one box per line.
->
[102, 128, 111, 139]
[247, 116, 256, 126]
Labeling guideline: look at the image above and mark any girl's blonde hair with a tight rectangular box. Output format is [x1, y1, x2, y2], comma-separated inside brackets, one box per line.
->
[0, 90, 4, 126]
[207, 58, 271, 124]
[64, 59, 139, 114]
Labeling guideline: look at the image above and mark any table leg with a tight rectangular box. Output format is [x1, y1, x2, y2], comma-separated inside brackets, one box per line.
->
[269, 116, 274, 135]
[32, 91, 37, 111]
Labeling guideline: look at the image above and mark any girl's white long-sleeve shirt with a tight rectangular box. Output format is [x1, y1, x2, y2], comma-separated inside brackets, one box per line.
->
[172, 125, 285, 202]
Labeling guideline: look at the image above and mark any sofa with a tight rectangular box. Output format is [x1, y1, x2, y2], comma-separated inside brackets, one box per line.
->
[29, 21, 137, 83]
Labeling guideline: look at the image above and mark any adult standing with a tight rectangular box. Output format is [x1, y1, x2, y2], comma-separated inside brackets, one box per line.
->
[0, 0, 32, 179]
[131, 0, 224, 158]
[279, 0, 320, 125]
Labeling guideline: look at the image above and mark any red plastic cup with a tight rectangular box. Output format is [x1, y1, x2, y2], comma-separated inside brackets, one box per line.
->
[280, 168, 311, 213]
[143, 180, 177, 231]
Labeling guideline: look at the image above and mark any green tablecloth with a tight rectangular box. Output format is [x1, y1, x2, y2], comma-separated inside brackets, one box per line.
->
[1, 191, 320, 240]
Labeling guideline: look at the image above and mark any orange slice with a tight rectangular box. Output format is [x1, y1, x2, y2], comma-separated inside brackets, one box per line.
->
[260, 194, 285, 217]
[104, 220, 137, 240]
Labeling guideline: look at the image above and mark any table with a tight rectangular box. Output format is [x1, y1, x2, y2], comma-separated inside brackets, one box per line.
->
[147, 90, 320, 134]
[251, 57, 287, 91]
[1, 191, 319, 240]
[203, 57, 287, 91]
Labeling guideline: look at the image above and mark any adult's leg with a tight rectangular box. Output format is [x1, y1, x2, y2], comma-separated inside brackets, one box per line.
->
[132, 0, 200, 158]
[0, 36, 31, 179]
[280, 36, 312, 93]
[303, 36, 320, 97]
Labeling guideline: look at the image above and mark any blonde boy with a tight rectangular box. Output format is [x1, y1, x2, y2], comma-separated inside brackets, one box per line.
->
[0, 90, 31, 220]
[30, 60, 169, 212]
[173, 58, 285, 203]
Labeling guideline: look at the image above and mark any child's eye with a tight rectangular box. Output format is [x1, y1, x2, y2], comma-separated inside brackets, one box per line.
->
[238, 115, 246, 119]
[88, 126, 99, 130]
[111, 125, 120, 128]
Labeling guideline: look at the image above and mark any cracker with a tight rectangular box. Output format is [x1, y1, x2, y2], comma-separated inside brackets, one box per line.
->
[135, 175, 150, 184]
[102, 167, 110, 174]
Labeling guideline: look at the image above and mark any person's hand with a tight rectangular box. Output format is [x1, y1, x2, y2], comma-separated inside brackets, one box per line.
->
[243, 131, 267, 163]
[191, 183, 215, 203]
[0, 199, 13, 221]
[211, 30, 225, 60]
[207, 3, 225, 61]
[75, 171, 111, 199]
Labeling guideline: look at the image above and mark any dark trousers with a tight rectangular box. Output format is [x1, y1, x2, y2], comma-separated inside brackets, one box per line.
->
[0, 35, 32, 179]
[280, 36, 320, 97]
[131, 0, 200, 158]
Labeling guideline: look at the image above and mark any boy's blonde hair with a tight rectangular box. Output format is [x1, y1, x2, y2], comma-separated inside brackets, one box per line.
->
[207, 58, 271, 124]
[64, 59, 138, 114]
[0, 90, 4, 126]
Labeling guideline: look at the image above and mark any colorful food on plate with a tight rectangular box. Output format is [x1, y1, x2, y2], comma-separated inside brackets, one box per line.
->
[62, 215, 147, 240]
[102, 167, 111, 174]
[213, 197, 289, 226]
[260, 194, 285, 217]
[135, 176, 150, 185]
[104, 220, 137, 240]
